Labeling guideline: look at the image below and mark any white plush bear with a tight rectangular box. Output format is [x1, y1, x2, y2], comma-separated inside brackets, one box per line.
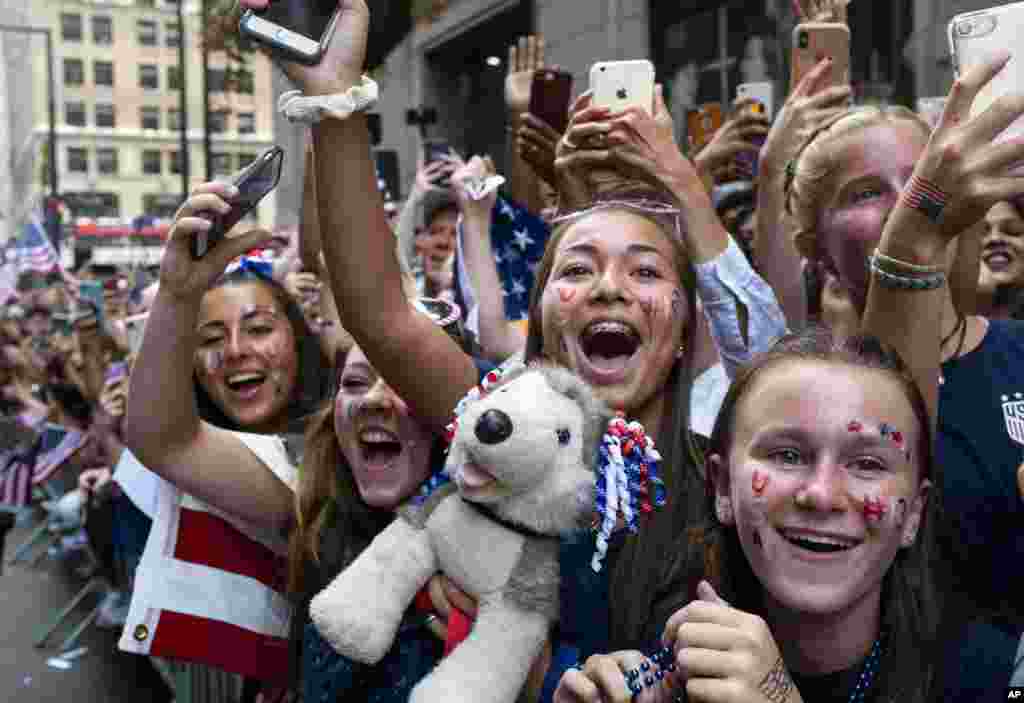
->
[310, 363, 612, 703]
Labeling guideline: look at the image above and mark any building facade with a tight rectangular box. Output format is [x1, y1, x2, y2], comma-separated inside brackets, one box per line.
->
[11, 0, 277, 255]
[370, 0, 986, 200]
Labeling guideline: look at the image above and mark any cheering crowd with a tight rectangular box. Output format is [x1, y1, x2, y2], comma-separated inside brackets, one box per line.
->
[3, 0, 1024, 701]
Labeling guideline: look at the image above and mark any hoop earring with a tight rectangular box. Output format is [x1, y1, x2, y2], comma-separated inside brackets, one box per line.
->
[715, 496, 733, 524]
[676, 345, 685, 360]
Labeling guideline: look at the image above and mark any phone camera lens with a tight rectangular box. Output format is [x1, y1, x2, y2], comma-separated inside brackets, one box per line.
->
[798, 32, 808, 48]
[957, 20, 974, 37]
[600, 66, 606, 72]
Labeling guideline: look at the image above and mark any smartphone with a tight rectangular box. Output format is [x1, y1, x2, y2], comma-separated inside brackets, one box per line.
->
[735, 83, 774, 177]
[423, 140, 453, 188]
[737, 82, 774, 121]
[949, 4, 1024, 150]
[123, 312, 148, 356]
[77, 280, 106, 330]
[790, 23, 851, 92]
[238, 0, 340, 65]
[192, 146, 285, 259]
[686, 103, 723, 151]
[529, 68, 574, 135]
[589, 60, 656, 114]
[105, 361, 128, 386]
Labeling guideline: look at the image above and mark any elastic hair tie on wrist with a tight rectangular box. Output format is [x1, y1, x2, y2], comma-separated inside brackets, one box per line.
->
[901, 175, 948, 223]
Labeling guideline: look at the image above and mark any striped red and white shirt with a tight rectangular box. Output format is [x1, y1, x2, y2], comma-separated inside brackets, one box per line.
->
[118, 432, 297, 684]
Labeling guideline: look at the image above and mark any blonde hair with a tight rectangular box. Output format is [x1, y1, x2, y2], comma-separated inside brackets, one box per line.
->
[787, 105, 931, 262]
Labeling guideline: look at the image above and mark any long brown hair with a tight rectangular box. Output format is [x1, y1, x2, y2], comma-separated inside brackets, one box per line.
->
[659, 328, 948, 703]
[523, 190, 705, 648]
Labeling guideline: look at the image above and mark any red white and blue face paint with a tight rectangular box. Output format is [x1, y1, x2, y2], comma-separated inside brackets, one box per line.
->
[721, 360, 929, 618]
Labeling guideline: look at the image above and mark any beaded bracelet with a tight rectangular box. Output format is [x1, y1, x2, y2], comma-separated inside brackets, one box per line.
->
[901, 175, 948, 223]
[624, 645, 676, 698]
[872, 249, 942, 275]
[869, 258, 946, 291]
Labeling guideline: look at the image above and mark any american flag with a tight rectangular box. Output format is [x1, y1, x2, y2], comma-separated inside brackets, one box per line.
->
[9, 215, 59, 274]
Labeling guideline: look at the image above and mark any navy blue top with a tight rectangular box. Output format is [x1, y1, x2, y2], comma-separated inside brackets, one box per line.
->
[938, 318, 1024, 636]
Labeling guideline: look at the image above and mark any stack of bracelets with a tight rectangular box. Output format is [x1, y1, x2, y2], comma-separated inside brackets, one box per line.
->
[869, 250, 946, 291]
[868, 175, 949, 291]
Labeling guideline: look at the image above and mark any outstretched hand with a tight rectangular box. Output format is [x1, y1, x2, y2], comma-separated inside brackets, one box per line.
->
[160, 182, 274, 302]
[506, 35, 546, 115]
[693, 97, 772, 188]
[236, 0, 367, 95]
[794, 0, 850, 24]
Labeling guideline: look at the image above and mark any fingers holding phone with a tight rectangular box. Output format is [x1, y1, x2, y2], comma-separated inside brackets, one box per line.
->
[160, 181, 275, 302]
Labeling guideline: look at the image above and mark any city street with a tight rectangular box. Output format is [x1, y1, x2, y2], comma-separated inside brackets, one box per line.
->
[1, 514, 171, 703]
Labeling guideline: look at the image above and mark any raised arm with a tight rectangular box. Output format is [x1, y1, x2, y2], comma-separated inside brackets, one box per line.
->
[452, 157, 526, 363]
[864, 55, 1024, 425]
[122, 182, 292, 531]
[504, 35, 548, 217]
[757, 58, 852, 330]
[246, 0, 477, 431]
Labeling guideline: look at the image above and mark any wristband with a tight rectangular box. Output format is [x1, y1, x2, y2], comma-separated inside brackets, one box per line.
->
[871, 249, 942, 274]
[869, 258, 946, 291]
[278, 75, 379, 125]
[901, 175, 947, 223]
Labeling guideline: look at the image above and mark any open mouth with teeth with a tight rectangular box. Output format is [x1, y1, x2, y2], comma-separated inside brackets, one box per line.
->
[225, 372, 267, 397]
[983, 248, 1016, 272]
[779, 529, 860, 554]
[578, 321, 641, 378]
[359, 429, 403, 469]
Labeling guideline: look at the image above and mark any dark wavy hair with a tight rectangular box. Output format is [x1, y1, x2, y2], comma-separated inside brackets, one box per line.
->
[192, 269, 330, 432]
[655, 328, 949, 703]
[523, 189, 705, 649]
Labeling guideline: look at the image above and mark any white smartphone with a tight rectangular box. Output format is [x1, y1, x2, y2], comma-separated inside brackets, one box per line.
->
[736, 82, 774, 121]
[239, 0, 340, 65]
[949, 3, 1024, 146]
[589, 60, 656, 114]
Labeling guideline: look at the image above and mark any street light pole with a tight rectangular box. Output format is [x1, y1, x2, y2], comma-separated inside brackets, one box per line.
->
[176, 0, 191, 201]
[0, 27, 57, 197]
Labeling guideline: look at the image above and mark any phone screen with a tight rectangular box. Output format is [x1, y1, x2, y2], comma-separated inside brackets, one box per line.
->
[254, 0, 338, 41]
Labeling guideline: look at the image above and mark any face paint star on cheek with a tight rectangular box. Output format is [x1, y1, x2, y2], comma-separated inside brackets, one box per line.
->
[751, 470, 770, 497]
[862, 494, 889, 524]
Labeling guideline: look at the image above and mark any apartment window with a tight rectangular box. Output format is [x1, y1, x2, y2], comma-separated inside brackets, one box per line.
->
[237, 112, 255, 135]
[94, 61, 114, 87]
[65, 101, 86, 127]
[95, 103, 116, 128]
[206, 68, 226, 93]
[142, 149, 162, 175]
[92, 16, 113, 45]
[137, 20, 157, 47]
[167, 65, 181, 91]
[235, 68, 254, 95]
[211, 153, 232, 175]
[238, 152, 256, 168]
[169, 150, 182, 174]
[165, 22, 180, 48]
[97, 148, 118, 175]
[135, 0, 156, 6]
[167, 108, 181, 131]
[140, 106, 160, 130]
[143, 194, 182, 219]
[61, 13, 82, 41]
[63, 59, 84, 86]
[67, 148, 88, 174]
[208, 111, 228, 134]
[139, 64, 158, 90]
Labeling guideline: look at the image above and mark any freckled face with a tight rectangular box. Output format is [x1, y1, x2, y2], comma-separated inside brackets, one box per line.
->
[539, 210, 689, 415]
[716, 361, 929, 617]
[818, 122, 929, 310]
[334, 345, 434, 509]
[194, 283, 299, 432]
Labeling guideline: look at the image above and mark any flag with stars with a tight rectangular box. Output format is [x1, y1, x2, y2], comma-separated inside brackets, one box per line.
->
[458, 196, 550, 328]
[9, 214, 59, 274]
